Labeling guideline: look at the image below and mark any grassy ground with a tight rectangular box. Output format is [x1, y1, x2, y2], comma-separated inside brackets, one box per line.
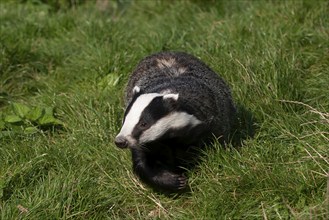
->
[1, 0, 328, 219]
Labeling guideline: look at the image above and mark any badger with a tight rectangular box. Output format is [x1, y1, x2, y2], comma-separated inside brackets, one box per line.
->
[115, 51, 236, 192]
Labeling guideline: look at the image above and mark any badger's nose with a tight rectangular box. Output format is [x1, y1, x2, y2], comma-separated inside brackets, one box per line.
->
[114, 135, 128, 148]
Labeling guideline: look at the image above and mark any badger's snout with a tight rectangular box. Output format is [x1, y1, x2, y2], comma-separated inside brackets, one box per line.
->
[114, 135, 128, 148]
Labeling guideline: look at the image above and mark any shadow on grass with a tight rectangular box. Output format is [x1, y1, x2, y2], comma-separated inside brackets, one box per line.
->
[231, 104, 257, 148]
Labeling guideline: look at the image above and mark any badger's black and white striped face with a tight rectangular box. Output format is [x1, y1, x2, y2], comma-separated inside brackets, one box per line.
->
[115, 86, 202, 149]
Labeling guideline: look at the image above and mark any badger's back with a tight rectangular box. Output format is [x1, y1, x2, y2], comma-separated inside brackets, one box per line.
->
[124, 51, 236, 142]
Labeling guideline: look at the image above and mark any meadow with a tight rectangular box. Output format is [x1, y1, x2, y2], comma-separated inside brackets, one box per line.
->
[0, 0, 328, 219]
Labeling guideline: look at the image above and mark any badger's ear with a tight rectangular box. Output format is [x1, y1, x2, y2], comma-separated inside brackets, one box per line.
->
[163, 93, 179, 101]
[132, 86, 142, 95]
[163, 93, 179, 109]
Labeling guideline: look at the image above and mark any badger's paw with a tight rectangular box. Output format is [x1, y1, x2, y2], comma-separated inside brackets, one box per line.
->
[153, 171, 188, 192]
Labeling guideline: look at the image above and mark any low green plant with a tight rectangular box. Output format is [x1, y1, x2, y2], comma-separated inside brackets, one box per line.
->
[0, 102, 63, 137]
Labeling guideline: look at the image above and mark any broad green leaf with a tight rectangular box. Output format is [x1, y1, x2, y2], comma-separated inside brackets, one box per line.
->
[44, 107, 54, 116]
[38, 115, 56, 125]
[5, 123, 23, 131]
[24, 126, 39, 134]
[12, 103, 30, 118]
[26, 106, 44, 121]
[37, 107, 63, 126]
[4, 115, 22, 123]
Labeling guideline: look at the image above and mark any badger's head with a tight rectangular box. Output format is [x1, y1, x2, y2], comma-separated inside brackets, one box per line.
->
[114, 86, 202, 149]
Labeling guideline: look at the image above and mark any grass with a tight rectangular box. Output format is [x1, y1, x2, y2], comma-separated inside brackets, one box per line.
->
[0, 0, 328, 219]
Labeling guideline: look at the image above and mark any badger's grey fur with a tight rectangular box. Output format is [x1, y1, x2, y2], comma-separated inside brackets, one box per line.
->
[115, 51, 236, 192]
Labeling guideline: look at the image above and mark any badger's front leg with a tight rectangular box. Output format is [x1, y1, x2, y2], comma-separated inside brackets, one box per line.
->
[131, 149, 187, 192]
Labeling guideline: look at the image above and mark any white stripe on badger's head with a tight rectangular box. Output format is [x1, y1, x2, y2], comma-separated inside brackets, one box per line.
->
[115, 88, 202, 148]
[139, 112, 202, 143]
[116, 92, 161, 146]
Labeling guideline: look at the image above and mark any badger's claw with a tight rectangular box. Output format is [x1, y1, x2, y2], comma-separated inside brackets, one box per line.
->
[176, 175, 187, 190]
[152, 172, 188, 192]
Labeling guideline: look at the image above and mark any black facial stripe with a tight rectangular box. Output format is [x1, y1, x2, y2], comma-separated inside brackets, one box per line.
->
[131, 96, 172, 141]
[143, 97, 171, 121]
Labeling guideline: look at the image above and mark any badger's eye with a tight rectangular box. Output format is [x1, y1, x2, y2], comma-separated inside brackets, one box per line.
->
[139, 121, 148, 129]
